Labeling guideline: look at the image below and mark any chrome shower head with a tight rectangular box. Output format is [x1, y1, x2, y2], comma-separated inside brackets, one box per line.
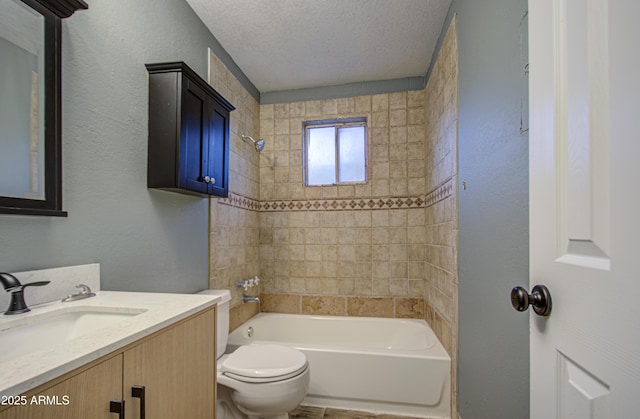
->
[241, 134, 265, 153]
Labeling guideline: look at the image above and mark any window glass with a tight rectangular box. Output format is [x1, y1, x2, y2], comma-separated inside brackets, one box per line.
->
[304, 118, 367, 186]
[338, 126, 366, 182]
[307, 126, 336, 186]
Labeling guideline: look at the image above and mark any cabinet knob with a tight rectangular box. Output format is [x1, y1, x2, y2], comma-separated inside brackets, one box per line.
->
[203, 176, 215, 185]
[203, 176, 210, 183]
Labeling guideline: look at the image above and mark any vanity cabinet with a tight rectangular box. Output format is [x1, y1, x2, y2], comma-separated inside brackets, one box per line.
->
[146, 62, 234, 197]
[123, 306, 216, 418]
[0, 307, 216, 419]
[0, 355, 122, 419]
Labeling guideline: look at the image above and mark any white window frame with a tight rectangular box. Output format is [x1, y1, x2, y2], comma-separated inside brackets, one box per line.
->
[302, 117, 368, 186]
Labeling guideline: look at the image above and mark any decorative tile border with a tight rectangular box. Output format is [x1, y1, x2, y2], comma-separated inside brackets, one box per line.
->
[425, 177, 454, 208]
[218, 192, 427, 212]
[217, 192, 261, 211]
[218, 190, 447, 212]
[260, 196, 425, 212]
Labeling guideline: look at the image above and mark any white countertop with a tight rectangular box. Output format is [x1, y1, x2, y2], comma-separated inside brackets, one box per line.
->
[0, 291, 220, 397]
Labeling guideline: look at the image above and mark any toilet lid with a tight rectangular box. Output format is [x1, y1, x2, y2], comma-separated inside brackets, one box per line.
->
[221, 344, 308, 383]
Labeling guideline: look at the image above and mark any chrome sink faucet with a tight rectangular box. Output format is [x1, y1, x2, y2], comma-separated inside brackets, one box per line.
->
[0, 272, 50, 315]
[61, 284, 96, 302]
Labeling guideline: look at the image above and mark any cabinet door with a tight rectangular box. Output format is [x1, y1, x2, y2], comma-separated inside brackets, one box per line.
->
[123, 307, 216, 419]
[0, 355, 122, 419]
[180, 77, 209, 193]
[147, 62, 233, 196]
[205, 99, 229, 197]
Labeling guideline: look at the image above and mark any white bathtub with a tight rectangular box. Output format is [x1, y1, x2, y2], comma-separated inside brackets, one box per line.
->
[226, 313, 451, 418]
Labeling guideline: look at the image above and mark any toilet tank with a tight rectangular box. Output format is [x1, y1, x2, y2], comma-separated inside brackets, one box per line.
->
[197, 289, 231, 358]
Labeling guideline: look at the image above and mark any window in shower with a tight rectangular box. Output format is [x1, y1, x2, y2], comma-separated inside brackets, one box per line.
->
[303, 118, 368, 186]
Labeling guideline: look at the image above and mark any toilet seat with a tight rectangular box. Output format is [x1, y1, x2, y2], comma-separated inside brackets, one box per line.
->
[221, 344, 308, 383]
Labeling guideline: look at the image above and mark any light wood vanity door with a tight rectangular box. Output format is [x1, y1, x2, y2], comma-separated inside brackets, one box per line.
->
[0, 354, 122, 419]
[123, 307, 216, 419]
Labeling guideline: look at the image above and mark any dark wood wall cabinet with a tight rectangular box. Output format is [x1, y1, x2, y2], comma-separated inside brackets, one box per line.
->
[146, 62, 235, 197]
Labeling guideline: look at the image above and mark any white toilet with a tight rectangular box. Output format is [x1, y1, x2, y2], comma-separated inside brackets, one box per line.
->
[201, 290, 310, 419]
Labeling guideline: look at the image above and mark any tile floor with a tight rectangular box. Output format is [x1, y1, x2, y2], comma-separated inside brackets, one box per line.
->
[289, 405, 424, 419]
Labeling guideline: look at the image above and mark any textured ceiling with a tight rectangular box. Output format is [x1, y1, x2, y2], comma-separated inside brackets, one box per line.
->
[185, 0, 452, 93]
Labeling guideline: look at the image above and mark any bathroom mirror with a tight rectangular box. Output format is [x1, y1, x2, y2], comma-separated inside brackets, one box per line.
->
[0, 0, 87, 217]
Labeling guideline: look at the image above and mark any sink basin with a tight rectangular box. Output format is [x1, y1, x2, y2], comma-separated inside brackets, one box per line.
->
[0, 306, 146, 364]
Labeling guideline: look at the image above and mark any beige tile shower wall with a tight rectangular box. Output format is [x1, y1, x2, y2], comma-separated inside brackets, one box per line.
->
[258, 208, 427, 297]
[210, 200, 260, 300]
[259, 92, 427, 202]
[208, 51, 261, 201]
[258, 90, 429, 307]
[208, 51, 262, 311]
[424, 14, 458, 350]
[424, 18, 458, 416]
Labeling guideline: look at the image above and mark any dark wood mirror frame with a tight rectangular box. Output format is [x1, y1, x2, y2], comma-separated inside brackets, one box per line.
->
[0, 0, 87, 217]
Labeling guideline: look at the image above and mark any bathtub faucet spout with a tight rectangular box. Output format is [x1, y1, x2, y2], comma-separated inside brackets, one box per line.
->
[241, 294, 260, 304]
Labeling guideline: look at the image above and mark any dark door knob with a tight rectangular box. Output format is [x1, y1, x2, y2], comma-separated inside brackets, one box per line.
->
[511, 284, 552, 317]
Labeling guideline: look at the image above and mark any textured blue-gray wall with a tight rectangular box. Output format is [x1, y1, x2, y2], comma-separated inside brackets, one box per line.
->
[438, 0, 530, 417]
[0, 0, 255, 292]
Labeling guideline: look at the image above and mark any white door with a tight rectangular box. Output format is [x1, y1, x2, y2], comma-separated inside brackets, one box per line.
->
[529, 0, 640, 418]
